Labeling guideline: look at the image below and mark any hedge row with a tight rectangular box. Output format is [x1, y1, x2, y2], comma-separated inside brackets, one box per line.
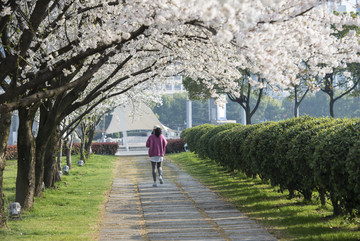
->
[71, 142, 119, 155]
[5, 142, 119, 160]
[166, 139, 185, 154]
[5, 145, 18, 160]
[181, 117, 360, 217]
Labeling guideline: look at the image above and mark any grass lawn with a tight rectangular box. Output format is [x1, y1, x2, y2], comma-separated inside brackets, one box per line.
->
[168, 152, 360, 241]
[1, 154, 117, 240]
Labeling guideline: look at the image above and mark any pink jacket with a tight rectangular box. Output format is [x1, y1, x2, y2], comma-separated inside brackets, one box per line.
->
[146, 134, 168, 157]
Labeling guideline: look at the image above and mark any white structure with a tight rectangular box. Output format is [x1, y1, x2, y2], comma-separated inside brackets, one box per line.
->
[328, 0, 359, 12]
[209, 97, 236, 125]
[186, 94, 192, 128]
[106, 103, 172, 151]
[158, 76, 186, 95]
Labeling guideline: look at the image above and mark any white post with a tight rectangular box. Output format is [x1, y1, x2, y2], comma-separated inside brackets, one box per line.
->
[186, 94, 192, 128]
[241, 106, 246, 125]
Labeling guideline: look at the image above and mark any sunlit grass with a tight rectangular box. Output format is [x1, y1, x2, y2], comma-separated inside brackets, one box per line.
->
[1, 155, 117, 240]
[168, 152, 360, 241]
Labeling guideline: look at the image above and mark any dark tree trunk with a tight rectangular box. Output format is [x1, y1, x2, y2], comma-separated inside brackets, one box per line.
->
[57, 137, 63, 171]
[44, 126, 61, 188]
[329, 96, 335, 118]
[302, 190, 312, 203]
[245, 105, 251, 125]
[330, 192, 341, 216]
[322, 73, 336, 118]
[0, 112, 12, 228]
[35, 105, 56, 196]
[34, 138, 47, 196]
[319, 187, 326, 206]
[16, 107, 37, 210]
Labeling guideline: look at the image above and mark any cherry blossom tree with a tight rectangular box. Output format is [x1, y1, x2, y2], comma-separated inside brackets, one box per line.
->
[1, 0, 360, 228]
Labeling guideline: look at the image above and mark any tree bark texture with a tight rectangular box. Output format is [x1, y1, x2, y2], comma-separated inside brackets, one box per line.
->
[80, 141, 86, 162]
[0, 112, 12, 228]
[16, 107, 37, 210]
[329, 97, 335, 118]
[85, 126, 95, 158]
[57, 137, 63, 172]
[64, 135, 73, 169]
[43, 126, 61, 188]
[34, 105, 56, 196]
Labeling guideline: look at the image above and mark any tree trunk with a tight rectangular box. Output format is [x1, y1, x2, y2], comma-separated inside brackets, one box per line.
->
[294, 86, 299, 117]
[16, 107, 37, 210]
[245, 109, 251, 125]
[80, 140, 86, 161]
[302, 190, 312, 203]
[319, 187, 326, 207]
[329, 97, 335, 118]
[65, 135, 73, 169]
[85, 126, 95, 158]
[44, 127, 61, 188]
[57, 137, 63, 171]
[330, 192, 341, 216]
[0, 112, 12, 228]
[294, 103, 300, 118]
[34, 138, 47, 196]
[35, 106, 56, 196]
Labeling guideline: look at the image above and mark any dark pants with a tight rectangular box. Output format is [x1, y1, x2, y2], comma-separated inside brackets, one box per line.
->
[151, 161, 163, 182]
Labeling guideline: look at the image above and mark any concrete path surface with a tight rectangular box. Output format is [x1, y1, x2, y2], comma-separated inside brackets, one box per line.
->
[99, 156, 277, 241]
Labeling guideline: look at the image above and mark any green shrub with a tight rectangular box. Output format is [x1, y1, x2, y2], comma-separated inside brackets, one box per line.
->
[197, 125, 218, 158]
[311, 119, 360, 216]
[182, 124, 216, 153]
[346, 140, 360, 217]
[246, 117, 311, 187]
[201, 123, 240, 160]
[209, 127, 239, 168]
[181, 117, 360, 217]
[180, 127, 191, 141]
[216, 125, 246, 170]
[278, 117, 332, 201]
[239, 123, 272, 178]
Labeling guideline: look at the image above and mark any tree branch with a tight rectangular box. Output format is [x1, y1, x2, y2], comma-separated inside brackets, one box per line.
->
[61, 73, 155, 136]
[250, 87, 263, 117]
[334, 78, 360, 102]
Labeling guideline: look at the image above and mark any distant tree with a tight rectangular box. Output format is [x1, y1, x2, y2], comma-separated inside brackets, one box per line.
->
[300, 92, 329, 117]
[285, 63, 311, 117]
[153, 93, 186, 130]
[152, 93, 209, 130]
[320, 64, 360, 117]
[183, 71, 266, 125]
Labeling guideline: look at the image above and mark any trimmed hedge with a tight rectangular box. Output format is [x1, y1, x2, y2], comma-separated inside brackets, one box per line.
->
[166, 139, 186, 153]
[5, 142, 119, 161]
[5, 145, 18, 160]
[181, 117, 360, 217]
[91, 142, 119, 155]
[70, 142, 119, 155]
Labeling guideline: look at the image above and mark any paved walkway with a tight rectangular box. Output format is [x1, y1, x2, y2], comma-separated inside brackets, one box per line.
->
[99, 156, 277, 241]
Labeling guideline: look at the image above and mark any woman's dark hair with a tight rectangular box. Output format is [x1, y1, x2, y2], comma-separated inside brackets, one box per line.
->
[154, 127, 162, 137]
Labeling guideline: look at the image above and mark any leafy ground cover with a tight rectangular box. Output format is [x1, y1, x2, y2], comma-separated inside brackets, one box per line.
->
[168, 152, 360, 241]
[1, 155, 117, 240]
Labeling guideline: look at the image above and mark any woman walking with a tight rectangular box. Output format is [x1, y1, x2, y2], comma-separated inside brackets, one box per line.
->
[146, 125, 168, 187]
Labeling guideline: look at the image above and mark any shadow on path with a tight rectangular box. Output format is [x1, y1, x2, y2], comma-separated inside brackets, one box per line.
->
[99, 156, 277, 241]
